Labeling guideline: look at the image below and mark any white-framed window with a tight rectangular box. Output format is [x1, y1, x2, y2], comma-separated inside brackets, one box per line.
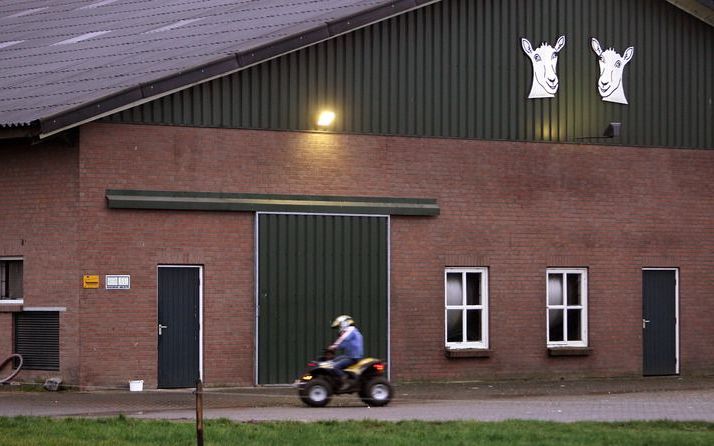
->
[0, 257, 23, 303]
[445, 267, 488, 349]
[546, 268, 587, 347]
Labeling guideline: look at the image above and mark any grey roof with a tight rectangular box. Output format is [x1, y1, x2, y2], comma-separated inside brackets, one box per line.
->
[0, 0, 435, 136]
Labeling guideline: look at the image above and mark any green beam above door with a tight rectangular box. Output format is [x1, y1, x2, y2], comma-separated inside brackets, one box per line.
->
[106, 189, 439, 216]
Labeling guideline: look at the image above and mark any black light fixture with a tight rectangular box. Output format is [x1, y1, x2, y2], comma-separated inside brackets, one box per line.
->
[575, 122, 622, 141]
[604, 122, 621, 138]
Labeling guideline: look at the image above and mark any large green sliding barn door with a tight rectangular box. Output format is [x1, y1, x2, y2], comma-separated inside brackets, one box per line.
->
[257, 213, 388, 384]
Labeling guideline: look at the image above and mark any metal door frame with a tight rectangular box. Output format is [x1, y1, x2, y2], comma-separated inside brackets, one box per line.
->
[254, 212, 391, 385]
[642, 267, 679, 375]
[157, 264, 204, 382]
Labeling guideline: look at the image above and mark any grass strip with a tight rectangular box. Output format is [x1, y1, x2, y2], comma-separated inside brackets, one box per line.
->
[0, 417, 713, 445]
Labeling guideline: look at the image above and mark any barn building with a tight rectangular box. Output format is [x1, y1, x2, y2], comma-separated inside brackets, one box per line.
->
[1, 0, 712, 388]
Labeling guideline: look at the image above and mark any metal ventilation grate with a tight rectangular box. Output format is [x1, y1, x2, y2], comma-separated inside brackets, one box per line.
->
[14, 311, 60, 371]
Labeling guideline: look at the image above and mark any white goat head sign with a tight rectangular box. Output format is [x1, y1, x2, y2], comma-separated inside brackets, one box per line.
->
[591, 38, 634, 105]
[521, 35, 566, 99]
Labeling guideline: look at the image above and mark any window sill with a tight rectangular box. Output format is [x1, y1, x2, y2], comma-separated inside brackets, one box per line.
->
[548, 347, 592, 356]
[0, 301, 23, 312]
[445, 347, 491, 358]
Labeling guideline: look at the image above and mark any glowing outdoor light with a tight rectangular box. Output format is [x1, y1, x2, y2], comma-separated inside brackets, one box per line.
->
[316, 110, 336, 127]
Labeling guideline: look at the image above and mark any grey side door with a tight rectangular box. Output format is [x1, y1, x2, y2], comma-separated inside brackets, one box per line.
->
[158, 266, 201, 388]
[642, 269, 678, 376]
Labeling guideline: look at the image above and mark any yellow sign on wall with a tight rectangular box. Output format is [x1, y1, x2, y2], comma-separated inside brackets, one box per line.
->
[83, 275, 100, 289]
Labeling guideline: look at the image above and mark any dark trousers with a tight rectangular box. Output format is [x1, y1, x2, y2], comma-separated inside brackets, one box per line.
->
[332, 355, 358, 380]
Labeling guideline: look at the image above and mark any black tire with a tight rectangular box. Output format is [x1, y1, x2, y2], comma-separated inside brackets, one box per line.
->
[299, 377, 333, 407]
[360, 376, 392, 407]
[357, 373, 374, 399]
[0, 354, 23, 384]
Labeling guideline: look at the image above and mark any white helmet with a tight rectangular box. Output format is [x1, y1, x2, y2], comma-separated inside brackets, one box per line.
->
[331, 315, 355, 331]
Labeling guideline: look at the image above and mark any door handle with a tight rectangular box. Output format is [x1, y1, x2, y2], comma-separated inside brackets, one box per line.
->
[642, 319, 651, 329]
[158, 324, 168, 335]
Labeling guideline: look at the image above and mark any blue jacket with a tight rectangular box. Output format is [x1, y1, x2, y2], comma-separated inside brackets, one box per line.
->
[330, 326, 364, 359]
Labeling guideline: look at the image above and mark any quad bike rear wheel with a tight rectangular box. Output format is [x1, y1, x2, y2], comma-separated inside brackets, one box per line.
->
[299, 377, 333, 407]
[360, 376, 392, 407]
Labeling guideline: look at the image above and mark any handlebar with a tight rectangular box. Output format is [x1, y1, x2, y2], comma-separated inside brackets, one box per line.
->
[323, 348, 336, 360]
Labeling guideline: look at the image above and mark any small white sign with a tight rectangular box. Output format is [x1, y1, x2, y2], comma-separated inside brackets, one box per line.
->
[106, 275, 130, 290]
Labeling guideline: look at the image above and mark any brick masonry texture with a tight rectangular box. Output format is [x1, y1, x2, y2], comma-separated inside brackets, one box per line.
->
[2, 122, 713, 387]
[0, 141, 81, 383]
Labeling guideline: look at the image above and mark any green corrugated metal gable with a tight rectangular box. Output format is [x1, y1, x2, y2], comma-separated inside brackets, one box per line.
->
[105, 0, 714, 149]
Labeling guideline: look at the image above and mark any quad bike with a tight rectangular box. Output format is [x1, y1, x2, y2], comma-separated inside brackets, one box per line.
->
[295, 350, 393, 407]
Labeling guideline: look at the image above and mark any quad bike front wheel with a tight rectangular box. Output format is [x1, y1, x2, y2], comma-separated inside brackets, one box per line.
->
[360, 376, 392, 407]
[299, 377, 333, 407]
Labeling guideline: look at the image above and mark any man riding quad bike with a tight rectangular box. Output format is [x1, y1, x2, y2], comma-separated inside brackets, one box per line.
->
[295, 315, 393, 407]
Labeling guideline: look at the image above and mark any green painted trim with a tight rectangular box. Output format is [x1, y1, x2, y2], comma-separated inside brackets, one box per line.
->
[106, 189, 439, 216]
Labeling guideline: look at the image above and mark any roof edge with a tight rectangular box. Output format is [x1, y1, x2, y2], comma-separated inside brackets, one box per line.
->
[0, 121, 41, 140]
[37, 0, 441, 139]
[666, 0, 714, 26]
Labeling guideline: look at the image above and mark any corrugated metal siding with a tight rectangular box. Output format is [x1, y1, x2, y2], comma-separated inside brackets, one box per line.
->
[257, 214, 388, 385]
[105, 0, 714, 149]
[14, 311, 60, 371]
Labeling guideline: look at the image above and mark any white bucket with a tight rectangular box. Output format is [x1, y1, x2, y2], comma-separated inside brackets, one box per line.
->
[129, 380, 144, 392]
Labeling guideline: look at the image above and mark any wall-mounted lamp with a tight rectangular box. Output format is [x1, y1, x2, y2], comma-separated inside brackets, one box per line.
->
[316, 110, 336, 127]
[604, 122, 621, 138]
[575, 122, 622, 141]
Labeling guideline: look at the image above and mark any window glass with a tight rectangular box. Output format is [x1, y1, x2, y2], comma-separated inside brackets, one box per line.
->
[567, 309, 582, 341]
[466, 273, 481, 305]
[567, 273, 581, 305]
[466, 310, 482, 342]
[548, 274, 563, 305]
[445, 268, 488, 349]
[548, 309, 564, 342]
[446, 309, 463, 342]
[547, 269, 587, 347]
[1, 260, 23, 300]
[446, 273, 462, 306]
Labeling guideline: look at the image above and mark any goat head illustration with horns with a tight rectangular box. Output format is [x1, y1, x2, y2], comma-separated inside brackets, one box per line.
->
[521, 35, 566, 99]
[591, 38, 634, 105]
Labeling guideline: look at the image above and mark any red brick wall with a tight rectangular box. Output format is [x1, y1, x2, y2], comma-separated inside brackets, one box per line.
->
[77, 128, 256, 387]
[74, 123, 714, 386]
[0, 313, 12, 376]
[0, 141, 80, 384]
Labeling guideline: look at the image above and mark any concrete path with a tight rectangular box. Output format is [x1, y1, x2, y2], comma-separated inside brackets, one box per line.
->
[133, 389, 714, 422]
[2, 376, 713, 422]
